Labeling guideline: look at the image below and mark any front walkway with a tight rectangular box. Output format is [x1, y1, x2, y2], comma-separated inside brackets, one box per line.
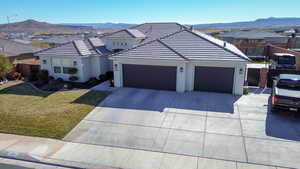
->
[0, 133, 288, 169]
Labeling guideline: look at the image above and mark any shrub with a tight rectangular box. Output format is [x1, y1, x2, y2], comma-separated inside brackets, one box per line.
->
[105, 71, 114, 80]
[12, 72, 22, 80]
[99, 74, 107, 81]
[68, 68, 78, 75]
[37, 70, 49, 83]
[48, 76, 55, 80]
[69, 76, 79, 81]
[57, 78, 64, 83]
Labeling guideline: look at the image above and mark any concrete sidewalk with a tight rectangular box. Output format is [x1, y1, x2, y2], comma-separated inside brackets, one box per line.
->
[0, 133, 290, 169]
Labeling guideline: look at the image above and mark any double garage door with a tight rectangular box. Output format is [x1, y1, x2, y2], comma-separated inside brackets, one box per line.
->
[123, 64, 177, 91]
[122, 64, 234, 93]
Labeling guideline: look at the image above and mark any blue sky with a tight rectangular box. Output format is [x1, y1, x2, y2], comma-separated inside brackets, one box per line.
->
[0, 0, 299, 24]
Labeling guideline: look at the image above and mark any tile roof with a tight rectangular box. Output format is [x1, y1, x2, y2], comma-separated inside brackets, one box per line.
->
[111, 39, 186, 61]
[0, 38, 41, 57]
[112, 29, 250, 62]
[36, 38, 111, 57]
[218, 30, 285, 39]
[132, 22, 187, 42]
[103, 23, 186, 43]
[104, 29, 146, 39]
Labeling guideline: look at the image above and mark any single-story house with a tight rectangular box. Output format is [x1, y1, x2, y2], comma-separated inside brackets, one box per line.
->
[35, 23, 185, 82]
[0, 38, 42, 78]
[36, 23, 250, 95]
[110, 29, 251, 95]
[36, 38, 112, 82]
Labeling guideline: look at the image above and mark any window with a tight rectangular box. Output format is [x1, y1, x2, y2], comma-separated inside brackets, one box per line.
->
[42, 60, 47, 64]
[124, 42, 127, 46]
[73, 61, 77, 66]
[63, 67, 73, 74]
[53, 66, 61, 73]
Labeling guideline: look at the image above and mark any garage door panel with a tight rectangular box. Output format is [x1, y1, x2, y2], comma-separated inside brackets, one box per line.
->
[194, 66, 234, 93]
[123, 64, 177, 91]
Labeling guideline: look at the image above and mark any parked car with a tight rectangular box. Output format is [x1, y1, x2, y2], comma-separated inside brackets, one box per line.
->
[271, 74, 300, 112]
[269, 53, 296, 70]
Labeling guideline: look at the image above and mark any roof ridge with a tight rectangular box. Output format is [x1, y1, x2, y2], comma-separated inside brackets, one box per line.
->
[34, 41, 73, 55]
[161, 29, 250, 62]
[124, 29, 137, 38]
[87, 38, 103, 55]
[186, 30, 251, 61]
[72, 41, 83, 56]
[157, 39, 188, 60]
[73, 40, 91, 56]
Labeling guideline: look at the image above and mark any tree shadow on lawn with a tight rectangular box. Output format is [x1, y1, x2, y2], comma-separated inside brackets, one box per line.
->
[0, 83, 51, 97]
[72, 90, 110, 106]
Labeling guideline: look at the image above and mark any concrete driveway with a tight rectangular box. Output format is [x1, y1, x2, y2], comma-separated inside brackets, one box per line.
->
[64, 87, 300, 168]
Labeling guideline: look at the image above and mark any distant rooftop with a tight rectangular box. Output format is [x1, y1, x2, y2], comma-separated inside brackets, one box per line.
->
[218, 30, 285, 39]
[0, 38, 41, 57]
[36, 38, 111, 57]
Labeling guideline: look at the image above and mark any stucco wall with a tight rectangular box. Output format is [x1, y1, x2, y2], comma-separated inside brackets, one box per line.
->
[39, 55, 93, 83]
[103, 38, 139, 51]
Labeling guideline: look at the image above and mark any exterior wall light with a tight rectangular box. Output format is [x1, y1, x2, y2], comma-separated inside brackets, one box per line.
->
[179, 67, 184, 73]
[114, 64, 118, 71]
[239, 68, 244, 75]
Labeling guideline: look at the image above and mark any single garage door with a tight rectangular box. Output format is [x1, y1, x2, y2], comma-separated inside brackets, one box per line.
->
[194, 66, 234, 93]
[123, 64, 177, 91]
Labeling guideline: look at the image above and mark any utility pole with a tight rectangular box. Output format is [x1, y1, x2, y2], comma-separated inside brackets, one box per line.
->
[6, 14, 18, 33]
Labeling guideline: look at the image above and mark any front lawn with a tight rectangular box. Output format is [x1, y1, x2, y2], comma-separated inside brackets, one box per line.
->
[0, 82, 109, 139]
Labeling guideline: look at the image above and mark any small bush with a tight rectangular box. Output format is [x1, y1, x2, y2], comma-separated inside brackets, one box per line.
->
[49, 76, 55, 80]
[12, 72, 22, 80]
[68, 68, 78, 75]
[99, 74, 107, 81]
[69, 76, 79, 81]
[57, 78, 64, 83]
[105, 71, 114, 80]
[37, 70, 49, 83]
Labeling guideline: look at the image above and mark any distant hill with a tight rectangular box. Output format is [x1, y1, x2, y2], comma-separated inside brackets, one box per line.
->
[193, 17, 300, 29]
[61, 23, 137, 29]
[0, 19, 94, 33]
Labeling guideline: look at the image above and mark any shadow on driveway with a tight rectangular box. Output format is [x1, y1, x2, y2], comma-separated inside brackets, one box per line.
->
[266, 96, 300, 141]
[98, 88, 241, 113]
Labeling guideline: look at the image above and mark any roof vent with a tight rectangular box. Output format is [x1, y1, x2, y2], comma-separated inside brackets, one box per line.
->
[223, 42, 227, 48]
[190, 25, 193, 31]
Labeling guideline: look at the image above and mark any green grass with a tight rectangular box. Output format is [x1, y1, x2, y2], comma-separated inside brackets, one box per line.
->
[0, 82, 109, 139]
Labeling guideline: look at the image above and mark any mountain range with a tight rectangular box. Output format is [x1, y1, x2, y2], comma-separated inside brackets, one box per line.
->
[0, 19, 93, 33]
[193, 17, 300, 29]
[1, 17, 300, 34]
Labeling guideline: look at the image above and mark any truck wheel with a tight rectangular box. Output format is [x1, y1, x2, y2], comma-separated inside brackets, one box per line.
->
[271, 106, 278, 113]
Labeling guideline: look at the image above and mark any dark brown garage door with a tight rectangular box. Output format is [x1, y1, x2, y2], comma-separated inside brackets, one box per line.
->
[194, 66, 234, 93]
[123, 64, 177, 91]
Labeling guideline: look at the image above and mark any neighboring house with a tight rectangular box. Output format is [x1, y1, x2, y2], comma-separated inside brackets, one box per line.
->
[0, 38, 42, 77]
[217, 30, 289, 56]
[35, 23, 184, 83]
[36, 38, 111, 82]
[111, 29, 250, 95]
[36, 22, 250, 95]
